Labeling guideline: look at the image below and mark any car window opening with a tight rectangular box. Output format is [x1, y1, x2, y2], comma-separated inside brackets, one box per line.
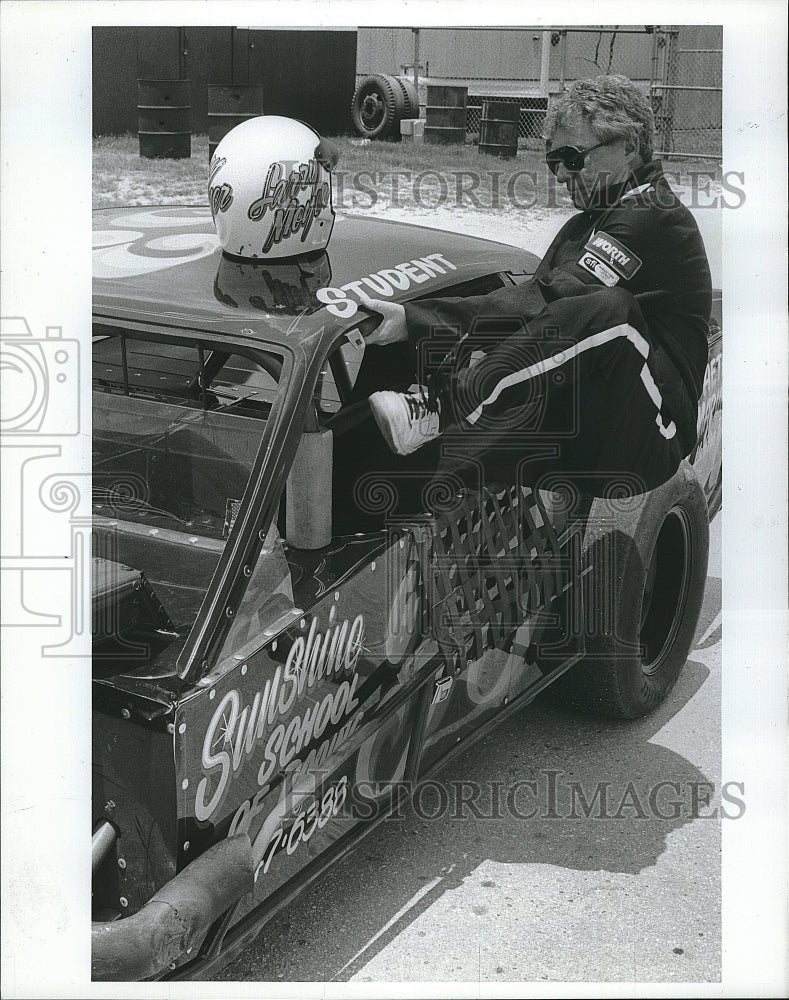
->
[92, 326, 286, 678]
[310, 273, 512, 541]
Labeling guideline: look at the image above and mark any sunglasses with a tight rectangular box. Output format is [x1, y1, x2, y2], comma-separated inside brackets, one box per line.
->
[544, 138, 616, 174]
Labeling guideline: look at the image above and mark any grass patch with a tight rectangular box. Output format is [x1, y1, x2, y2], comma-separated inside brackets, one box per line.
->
[93, 132, 721, 210]
[93, 134, 211, 207]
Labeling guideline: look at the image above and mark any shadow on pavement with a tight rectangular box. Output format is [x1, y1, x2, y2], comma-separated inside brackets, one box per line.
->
[215, 554, 722, 982]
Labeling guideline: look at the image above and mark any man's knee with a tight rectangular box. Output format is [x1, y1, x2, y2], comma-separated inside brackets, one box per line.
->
[587, 285, 643, 325]
[548, 284, 644, 335]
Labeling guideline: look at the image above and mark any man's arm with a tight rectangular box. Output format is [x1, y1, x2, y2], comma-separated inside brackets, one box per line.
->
[360, 197, 675, 349]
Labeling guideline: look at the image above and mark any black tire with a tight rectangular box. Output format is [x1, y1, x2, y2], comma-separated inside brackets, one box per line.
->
[350, 74, 407, 139]
[556, 462, 710, 719]
[394, 76, 420, 119]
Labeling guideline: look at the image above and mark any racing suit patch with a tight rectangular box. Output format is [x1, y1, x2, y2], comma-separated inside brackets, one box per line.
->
[578, 253, 620, 286]
[583, 231, 642, 280]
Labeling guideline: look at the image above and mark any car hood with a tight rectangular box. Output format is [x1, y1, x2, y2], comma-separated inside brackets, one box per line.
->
[93, 207, 539, 342]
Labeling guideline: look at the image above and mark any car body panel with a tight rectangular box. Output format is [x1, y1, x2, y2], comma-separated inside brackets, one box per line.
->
[93, 207, 541, 337]
[91, 205, 722, 980]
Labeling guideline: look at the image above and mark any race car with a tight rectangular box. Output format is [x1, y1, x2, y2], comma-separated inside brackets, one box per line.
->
[91, 202, 721, 981]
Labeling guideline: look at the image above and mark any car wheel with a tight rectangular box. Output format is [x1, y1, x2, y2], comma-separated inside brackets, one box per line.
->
[394, 76, 420, 119]
[555, 462, 710, 719]
[350, 74, 407, 139]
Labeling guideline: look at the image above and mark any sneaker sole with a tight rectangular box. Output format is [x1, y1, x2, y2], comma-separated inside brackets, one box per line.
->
[369, 392, 408, 455]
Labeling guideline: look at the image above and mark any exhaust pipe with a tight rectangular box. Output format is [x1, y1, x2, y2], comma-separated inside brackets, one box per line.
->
[92, 833, 254, 981]
[92, 820, 118, 876]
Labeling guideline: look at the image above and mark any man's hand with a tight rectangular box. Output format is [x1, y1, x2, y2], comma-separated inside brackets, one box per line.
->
[356, 290, 409, 345]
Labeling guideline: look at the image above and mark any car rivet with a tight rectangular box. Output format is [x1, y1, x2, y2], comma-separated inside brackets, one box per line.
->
[371, 562, 376, 571]
[183, 841, 190, 851]
[504, 697, 509, 706]
[241, 663, 248, 676]
[225, 607, 234, 618]
[181, 779, 189, 790]
[119, 897, 129, 908]
[272, 641, 277, 652]
[118, 858, 127, 869]
[209, 689, 216, 700]
[300, 619, 305, 629]
[169, 963, 176, 970]
[202, 660, 209, 671]
[399, 539, 405, 549]
[167, 723, 175, 734]
[178, 722, 186, 734]
[243, 565, 252, 577]
[334, 591, 340, 601]
[259, 529, 266, 540]
[121, 708, 130, 720]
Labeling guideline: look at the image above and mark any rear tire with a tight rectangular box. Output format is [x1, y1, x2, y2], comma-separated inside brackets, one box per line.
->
[394, 77, 420, 119]
[556, 463, 710, 718]
[350, 74, 407, 139]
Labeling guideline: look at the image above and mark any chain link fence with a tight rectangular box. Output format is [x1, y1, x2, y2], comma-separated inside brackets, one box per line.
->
[649, 26, 722, 160]
[356, 26, 721, 160]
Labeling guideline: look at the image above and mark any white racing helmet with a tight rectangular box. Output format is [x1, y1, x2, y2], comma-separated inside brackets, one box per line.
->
[209, 116, 337, 260]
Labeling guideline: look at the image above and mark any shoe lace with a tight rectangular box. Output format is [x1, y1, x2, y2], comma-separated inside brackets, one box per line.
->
[405, 386, 439, 422]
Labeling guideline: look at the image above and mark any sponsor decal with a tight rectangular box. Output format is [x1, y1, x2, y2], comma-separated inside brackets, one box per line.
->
[209, 155, 227, 184]
[693, 351, 722, 454]
[315, 253, 458, 318]
[251, 775, 349, 880]
[583, 231, 642, 280]
[194, 613, 365, 823]
[578, 253, 620, 287]
[246, 158, 331, 254]
[209, 182, 233, 216]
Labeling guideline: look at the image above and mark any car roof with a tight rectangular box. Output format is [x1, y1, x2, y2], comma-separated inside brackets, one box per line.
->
[93, 207, 539, 345]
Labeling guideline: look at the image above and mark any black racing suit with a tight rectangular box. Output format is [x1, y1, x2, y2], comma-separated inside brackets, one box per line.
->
[401, 159, 712, 496]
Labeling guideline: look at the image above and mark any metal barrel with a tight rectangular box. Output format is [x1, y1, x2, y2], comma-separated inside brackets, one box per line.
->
[207, 85, 265, 160]
[137, 80, 191, 159]
[424, 84, 467, 145]
[478, 100, 519, 159]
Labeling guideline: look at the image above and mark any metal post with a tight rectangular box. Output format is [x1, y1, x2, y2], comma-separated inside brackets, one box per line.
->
[558, 30, 568, 91]
[92, 821, 118, 876]
[539, 30, 551, 96]
[649, 27, 660, 93]
[661, 27, 677, 155]
[413, 28, 420, 88]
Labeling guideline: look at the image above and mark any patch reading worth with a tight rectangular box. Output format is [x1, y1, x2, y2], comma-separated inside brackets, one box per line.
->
[316, 253, 457, 317]
[578, 230, 642, 286]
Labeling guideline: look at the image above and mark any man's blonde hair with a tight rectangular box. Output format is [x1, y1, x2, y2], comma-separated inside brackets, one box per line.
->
[544, 74, 655, 162]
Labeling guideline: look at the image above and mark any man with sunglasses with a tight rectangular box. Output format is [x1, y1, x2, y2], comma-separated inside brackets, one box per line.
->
[359, 74, 712, 498]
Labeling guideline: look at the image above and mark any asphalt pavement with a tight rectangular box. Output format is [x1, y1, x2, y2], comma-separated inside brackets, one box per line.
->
[215, 511, 722, 985]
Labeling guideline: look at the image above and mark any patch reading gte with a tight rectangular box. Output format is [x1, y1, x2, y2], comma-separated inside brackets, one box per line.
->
[578, 230, 642, 287]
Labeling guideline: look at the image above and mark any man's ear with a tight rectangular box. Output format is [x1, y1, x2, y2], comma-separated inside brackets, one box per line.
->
[623, 136, 639, 164]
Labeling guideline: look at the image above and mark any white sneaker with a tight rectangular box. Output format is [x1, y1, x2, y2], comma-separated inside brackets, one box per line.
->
[369, 385, 441, 455]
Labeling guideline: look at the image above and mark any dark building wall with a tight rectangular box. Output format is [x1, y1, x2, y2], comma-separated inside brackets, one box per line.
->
[92, 26, 357, 137]
[93, 26, 140, 134]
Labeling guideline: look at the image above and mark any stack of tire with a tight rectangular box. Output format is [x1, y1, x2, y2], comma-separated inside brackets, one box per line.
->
[350, 74, 420, 140]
